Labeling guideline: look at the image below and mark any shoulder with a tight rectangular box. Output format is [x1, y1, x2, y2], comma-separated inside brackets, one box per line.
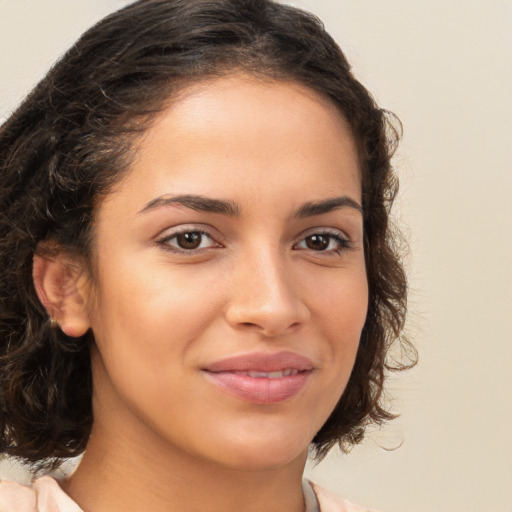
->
[310, 481, 380, 512]
[0, 476, 83, 512]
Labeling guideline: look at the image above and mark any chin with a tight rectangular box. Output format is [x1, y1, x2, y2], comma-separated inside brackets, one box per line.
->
[198, 425, 312, 471]
[214, 447, 308, 472]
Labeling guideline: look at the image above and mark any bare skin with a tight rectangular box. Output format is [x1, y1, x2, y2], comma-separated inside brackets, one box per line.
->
[35, 75, 368, 512]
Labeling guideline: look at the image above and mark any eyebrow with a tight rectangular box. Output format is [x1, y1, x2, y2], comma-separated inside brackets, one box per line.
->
[138, 194, 240, 216]
[294, 196, 363, 218]
[138, 194, 362, 217]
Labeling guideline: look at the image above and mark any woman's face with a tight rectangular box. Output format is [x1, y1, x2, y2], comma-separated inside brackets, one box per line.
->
[84, 75, 368, 470]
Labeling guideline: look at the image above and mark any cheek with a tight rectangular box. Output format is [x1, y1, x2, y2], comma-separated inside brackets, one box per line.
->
[306, 263, 368, 398]
[87, 255, 228, 399]
[323, 286, 368, 352]
[91, 249, 223, 332]
[309, 264, 368, 340]
[88, 268, 213, 427]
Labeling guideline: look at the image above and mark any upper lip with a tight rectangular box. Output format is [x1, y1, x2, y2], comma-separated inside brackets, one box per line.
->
[203, 351, 314, 373]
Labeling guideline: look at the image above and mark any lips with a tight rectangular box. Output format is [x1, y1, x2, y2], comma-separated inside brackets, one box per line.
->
[202, 351, 314, 404]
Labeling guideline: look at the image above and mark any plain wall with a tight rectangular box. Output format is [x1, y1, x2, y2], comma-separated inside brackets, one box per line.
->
[1, 2, 511, 511]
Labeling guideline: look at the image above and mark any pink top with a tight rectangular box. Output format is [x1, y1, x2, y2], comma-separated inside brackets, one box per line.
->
[0, 476, 82, 512]
[0, 476, 376, 512]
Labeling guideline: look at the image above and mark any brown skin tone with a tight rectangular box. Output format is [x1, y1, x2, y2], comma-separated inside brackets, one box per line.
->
[34, 75, 368, 512]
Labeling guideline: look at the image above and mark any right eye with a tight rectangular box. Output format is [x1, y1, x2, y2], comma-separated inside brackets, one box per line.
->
[159, 230, 219, 253]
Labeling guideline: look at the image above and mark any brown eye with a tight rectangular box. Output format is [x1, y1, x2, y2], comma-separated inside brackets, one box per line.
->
[161, 230, 218, 252]
[304, 234, 330, 251]
[176, 232, 203, 250]
[294, 231, 350, 253]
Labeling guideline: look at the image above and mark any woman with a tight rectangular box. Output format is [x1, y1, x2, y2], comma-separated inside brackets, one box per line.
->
[0, 0, 413, 510]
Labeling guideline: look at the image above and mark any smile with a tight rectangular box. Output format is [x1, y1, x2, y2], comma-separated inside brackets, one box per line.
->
[202, 352, 314, 404]
[231, 369, 301, 378]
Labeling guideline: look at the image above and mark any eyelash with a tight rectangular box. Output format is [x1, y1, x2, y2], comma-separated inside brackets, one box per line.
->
[157, 228, 352, 255]
[294, 230, 352, 255]
[158, 229, 219, 254]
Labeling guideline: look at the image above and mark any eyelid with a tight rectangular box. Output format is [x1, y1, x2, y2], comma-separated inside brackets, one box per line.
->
[156, 223, 220, 240]
[154, 224, 355, 255]
[156, 225, 223, 254]
[296, 226, 351, 242]
[293, 227, 353, 252]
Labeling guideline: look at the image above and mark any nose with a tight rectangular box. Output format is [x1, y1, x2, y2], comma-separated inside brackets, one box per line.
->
[224, 245, 310, 337]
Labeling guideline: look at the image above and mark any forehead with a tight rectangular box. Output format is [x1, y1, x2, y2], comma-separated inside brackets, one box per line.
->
[143, 74, 356, 154]
[105, 74, 361, 212]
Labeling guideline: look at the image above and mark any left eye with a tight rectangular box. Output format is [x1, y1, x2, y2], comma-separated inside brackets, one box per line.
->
[161, 231, 217, 251]
[295, 233, 349, 252]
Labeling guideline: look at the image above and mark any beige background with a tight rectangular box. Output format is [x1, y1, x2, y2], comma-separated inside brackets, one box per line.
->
[1, 1, 511, 511]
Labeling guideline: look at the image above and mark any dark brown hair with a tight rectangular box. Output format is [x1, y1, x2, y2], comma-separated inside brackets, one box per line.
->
[0, 0, 415, 470]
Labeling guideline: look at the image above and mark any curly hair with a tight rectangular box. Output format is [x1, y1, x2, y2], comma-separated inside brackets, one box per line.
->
[0, 0, 415, 470]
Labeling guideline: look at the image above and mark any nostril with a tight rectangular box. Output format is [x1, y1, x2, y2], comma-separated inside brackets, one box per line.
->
[235, 319, 302, 338]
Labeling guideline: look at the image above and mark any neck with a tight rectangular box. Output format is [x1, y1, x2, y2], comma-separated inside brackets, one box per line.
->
[63, 416, 308, 512]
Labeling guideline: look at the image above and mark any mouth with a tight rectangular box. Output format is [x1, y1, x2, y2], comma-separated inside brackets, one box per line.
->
[202, 351, 314, 405]
[229, 368, 303, 378]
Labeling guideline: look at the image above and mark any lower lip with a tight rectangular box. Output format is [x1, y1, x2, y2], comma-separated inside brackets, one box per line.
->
[203, 371, 311, 404]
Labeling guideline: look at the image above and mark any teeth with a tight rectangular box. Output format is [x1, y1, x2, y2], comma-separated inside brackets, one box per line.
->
[248, 371, 272, 378]
[235, 369, 300, 378]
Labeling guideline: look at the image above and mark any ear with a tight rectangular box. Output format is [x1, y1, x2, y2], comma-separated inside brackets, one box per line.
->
[32, 245, 91, 338]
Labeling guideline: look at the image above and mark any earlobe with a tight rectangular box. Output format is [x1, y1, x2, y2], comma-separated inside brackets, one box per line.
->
[32, 247, 91, 338]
